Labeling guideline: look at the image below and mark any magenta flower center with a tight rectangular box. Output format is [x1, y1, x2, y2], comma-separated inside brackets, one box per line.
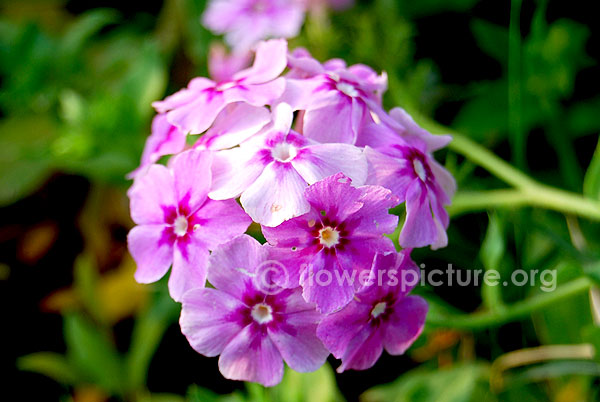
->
[412, 159, 427, 181]
[251, 303, 274, 324]
[319, 227, 340, 248]
[371, 302, 387, 318]
[173, 215, 189, 237]
[271, 142, 298, 162]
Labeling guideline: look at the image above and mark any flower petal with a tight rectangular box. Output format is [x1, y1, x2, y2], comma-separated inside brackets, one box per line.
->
[351, 184, 399, 236]
[316, 300, 371, 359]
[166, 92, 226, 135]
[208, 44, 252, 82]
[169, 237, 210, 301]
[383, 295, 428, 355]
[228, 78, 287, 107]
[364, 146, 412, 199]
[191, 199, 251, 250]
[240, 163, 310, 227]
[219, 325, 284, 387]
[430, 158, 456, 202]
[268, 309, 329, 372]
[300, 251, 356, 314]
[129, 164, 176, 225]
[129, 114, 186, 178]
[198, 103, 271, 150]
[180, 288, 246, 356]
[128, 225, 173, 283]
[209, 147, 267, 200]
[303, 173, 363, 224]
[208, 235, 269, 298]
[337, 329, 383, 372]
[292, 143, 367, 186]
[389, 107, 452, 152]
[152, 77, 215, 113]
[303, 100, 357, 144]
[234, 39, 288, 84]
[399, 180, 437, 249]
[170, 149, 212, 213]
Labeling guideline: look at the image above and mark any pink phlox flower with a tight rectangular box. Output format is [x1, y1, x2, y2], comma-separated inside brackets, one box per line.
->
[279, 50, 387, 144]
[262, 173, 399, 313]
[202, 0, 306, 51]
[152, 39, 287, 135]
[317, 250, 427, 372]
[127, 149, 251, 301]
[362, 108, 456, 249]
[209, 103, 368, 227]
[180, 235, 329, 386]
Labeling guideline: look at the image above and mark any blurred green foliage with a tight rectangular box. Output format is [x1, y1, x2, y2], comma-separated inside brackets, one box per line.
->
[3, 0, 600, 401]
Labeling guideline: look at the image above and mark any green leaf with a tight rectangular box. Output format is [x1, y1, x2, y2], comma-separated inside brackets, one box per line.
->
[0, 116, 55, 206]
[471, 19, 509, 64]
[64, 313, 124, 394]
[361, 362, 493, 402]
[73, 254, 103, 323]
[480, 213, 505, 272]
[524, 19, 591, 101]
[452, 81, 508, 142]
[583, 138, 600, 200]
[126, 291, 180, 391]
[533, 263, 593, 345]
[583, 261, 600, 287]
[507, 361, 600, 386]
[186, 385, 223, 402]
[566, 98, 600, 137]
[480, 213, 506, 309]
[582, 325, 600, 363]
[186, 384, 246, 402]
[59, 9, 119, 60]
[267, 364, 345, 402]
[17, 352, 80, 385]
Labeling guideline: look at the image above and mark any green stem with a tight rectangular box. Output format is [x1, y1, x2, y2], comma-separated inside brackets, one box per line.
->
[414, 115, 535, 189]
[449, 190, 531, 216]
[427, 277, 592, 331]
[449, 188, 600, 220]
[509, 0, 525, 169]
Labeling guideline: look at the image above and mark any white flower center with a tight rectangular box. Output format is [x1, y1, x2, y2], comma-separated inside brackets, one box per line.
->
[251, 303, 273, 324]
[271, 142, 297, 162]
[371, 302, 387, 318]
[215, 81, 237, 91]
[173, 216, 188, 237]
[337, 82, 359, 97]
[413, 159, 427, 181]
[319, 227, 340, 248]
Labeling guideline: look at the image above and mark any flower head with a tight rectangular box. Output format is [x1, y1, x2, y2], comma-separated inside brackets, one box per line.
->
[202, 0, 305, 51]
[209, 103, 367, 227]
[153, 39, 287, 135]
[363, 109, 456, 249]
[280, 50, 387, 144]
[316, 250, 427, 372]
[262, 173, 399, 313]
[180, 235, 329, 386]
[127, 149, 251, 301]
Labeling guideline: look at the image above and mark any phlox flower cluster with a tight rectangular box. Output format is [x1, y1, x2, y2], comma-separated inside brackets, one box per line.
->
[128, 38, 455, 386]
[202, 0, 355, 52]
